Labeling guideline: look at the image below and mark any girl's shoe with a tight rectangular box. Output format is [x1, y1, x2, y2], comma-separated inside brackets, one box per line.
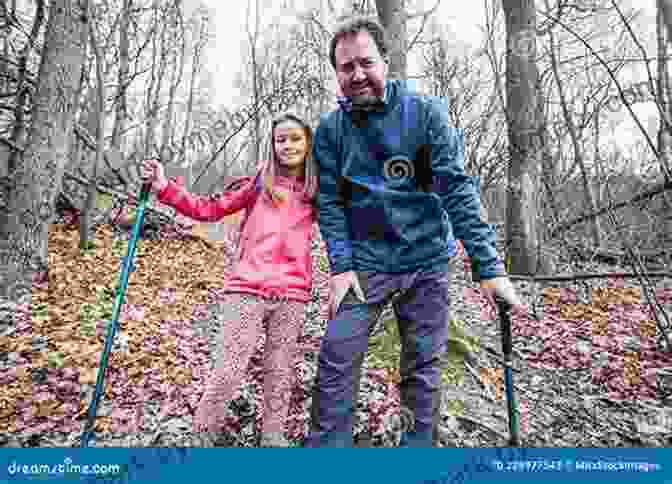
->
[259, 432, 290, 447]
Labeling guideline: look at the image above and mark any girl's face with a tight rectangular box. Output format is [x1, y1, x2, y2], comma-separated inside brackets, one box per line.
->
[273, 119, 308, 176]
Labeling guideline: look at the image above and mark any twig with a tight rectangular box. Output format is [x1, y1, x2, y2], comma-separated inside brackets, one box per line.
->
[455, 415, 508, 441]
[509, 271, 672, 281]
[464, 360, 496, 402]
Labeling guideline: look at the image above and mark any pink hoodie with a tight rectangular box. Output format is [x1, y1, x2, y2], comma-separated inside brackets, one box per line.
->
[157, 166, 316, 302]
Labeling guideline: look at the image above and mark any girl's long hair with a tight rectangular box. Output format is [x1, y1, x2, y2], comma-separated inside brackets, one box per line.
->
[259, 112, 318, 204]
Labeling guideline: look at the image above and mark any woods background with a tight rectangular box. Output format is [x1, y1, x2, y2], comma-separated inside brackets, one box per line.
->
[1, 0, 671, 293]
[0, 0, 671, 448]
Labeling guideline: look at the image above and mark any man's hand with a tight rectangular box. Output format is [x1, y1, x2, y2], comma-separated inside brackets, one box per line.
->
[328, 271, 366, 319]
[479, 276, 527, 317]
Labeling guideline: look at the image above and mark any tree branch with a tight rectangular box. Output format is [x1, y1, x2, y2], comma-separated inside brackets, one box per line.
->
[549, 178, 672, 238]
[536, 7, 661, 174]
[509, 271, 672, 282]
[610, 0, 672, 173]
[405, 0, 441, 20]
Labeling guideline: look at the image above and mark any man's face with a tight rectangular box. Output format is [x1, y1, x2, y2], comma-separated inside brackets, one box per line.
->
[334, 31, 387, 99]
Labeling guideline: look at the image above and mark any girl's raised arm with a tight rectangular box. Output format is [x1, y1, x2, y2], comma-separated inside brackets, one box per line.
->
[157, 172, 260, 223]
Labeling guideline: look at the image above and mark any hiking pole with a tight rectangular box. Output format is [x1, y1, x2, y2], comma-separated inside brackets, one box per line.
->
[80, 180, 152, 448]
[495, 296, 519, 447]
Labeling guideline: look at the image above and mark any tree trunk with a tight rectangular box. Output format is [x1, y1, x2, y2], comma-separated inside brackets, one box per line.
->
[80, 13, 104, 251]
[0, 0, 88, 301]
[375, 0, 407, 80]
[660, 0, 672, 48]
[160, 7, 184, 167]
[111, 0, 131, 154]
[8, 0, 46, 168]
[657, 0, 672, 246]
[246, 0, 261, 169]
[181, 10, 206, 188]
[502, 0, 544, 275]
[144, 1, 169, 173]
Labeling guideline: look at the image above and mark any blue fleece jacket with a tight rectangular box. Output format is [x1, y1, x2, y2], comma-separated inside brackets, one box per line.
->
[315, 79, 505, 279]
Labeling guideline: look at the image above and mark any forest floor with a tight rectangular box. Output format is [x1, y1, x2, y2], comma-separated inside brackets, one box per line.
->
[1, 197, 671, 448]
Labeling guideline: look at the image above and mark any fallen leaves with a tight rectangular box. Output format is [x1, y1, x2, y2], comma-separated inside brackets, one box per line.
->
[79, 368, 98, 385]
[480, 368, 504, 400]
[3, 209, 670, 445]
[522, 284, 671, 401]
[0, 220, 236, 434]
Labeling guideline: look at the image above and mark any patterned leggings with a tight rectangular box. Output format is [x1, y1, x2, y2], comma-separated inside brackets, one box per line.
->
[193, 293, 305, 438]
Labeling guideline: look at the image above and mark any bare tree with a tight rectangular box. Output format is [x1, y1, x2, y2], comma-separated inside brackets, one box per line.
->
[6, 0, 45, 168]
[542, 0, 601, 247]
[657, 0, 672, 242]
[245, 0, 262, 167]
[143, 0, 171, 162]
[373, 0, 441, 80]
[110, 0, 132, 157]
[159, 3, 186, 167]
[420, 24, 507, 199]
[179, 5, 210, 188]
[659, 0, 672, 44]
[502, 0, 545, 275]
[375, 0, 407, 79]
[0, 0, 89, 301]
[80, 8, 105, 251]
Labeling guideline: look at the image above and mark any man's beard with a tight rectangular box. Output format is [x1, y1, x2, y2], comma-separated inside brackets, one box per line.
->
[351, 93, 382, 105]
[349, 93, 385, 128]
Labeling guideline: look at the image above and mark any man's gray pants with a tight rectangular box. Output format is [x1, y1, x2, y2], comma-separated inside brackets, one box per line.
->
[304, 264, 450, 447]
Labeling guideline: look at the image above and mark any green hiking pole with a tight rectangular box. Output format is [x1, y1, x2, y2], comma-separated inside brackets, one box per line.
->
[80, 181, 152, 448]
[496, 296, 519, 446]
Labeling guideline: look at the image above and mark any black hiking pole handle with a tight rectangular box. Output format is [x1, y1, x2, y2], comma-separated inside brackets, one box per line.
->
[497, 296, 513, 356]
[495, 296, 519, 447]
[139, 182, 152, 202]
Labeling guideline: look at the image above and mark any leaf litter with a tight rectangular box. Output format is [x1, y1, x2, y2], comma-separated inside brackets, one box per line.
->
[0, 202, 670, 447]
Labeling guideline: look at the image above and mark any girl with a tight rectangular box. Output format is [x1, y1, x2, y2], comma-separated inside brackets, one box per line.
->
[141, 112, 318, 447]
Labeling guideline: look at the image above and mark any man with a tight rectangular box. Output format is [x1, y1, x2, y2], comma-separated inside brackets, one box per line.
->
[304, 16, 524, 448]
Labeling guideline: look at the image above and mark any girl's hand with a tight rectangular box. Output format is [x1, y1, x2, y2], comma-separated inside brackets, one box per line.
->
[140, 159, 168, 193]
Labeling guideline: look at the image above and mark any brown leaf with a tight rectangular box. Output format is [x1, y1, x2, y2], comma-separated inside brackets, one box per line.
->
[79, 368, 99, 385]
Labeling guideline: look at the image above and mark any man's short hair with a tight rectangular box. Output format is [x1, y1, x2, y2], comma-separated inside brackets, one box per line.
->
[329, 15, 389, 70]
